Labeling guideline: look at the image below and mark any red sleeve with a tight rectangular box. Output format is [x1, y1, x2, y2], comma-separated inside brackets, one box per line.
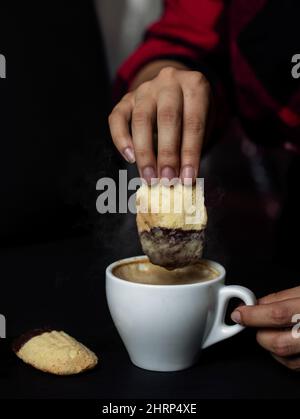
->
[114, 0, 227, 97]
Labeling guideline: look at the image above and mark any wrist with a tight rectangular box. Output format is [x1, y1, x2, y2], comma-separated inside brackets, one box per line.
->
[130, 60, 189, 90]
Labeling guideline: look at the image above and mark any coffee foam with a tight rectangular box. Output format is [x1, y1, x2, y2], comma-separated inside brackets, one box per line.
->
[113, 259, 219, 285]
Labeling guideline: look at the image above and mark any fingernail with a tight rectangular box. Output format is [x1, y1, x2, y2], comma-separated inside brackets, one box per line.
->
[181, 165, 195, 184]
[123, 147, 135, 163]
[142, 166, 156, 184]
[161, 166, 176, 181]
[231, 311, 241, 324]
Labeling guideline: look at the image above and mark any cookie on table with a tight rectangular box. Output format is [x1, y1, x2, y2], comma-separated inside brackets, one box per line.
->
[12, 328, 98, 375]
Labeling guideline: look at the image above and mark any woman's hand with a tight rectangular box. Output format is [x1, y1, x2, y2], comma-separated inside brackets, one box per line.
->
[109, 65, 211, 184]
[231, 286, 300, 370]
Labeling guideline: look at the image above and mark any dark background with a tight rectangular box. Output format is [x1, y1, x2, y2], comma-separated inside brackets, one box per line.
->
[0, 0, 300, 399]
[0, 0, 118, 245]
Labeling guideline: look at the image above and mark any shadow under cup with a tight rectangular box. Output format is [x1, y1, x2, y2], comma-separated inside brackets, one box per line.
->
[105, 256, 256, 372]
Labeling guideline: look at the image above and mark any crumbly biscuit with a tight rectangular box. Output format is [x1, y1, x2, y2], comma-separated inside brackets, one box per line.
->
[136, 182, 207, 269]
[13, 329, 98, 375]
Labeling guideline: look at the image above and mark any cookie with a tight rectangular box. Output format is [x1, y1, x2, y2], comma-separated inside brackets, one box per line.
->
[12, 329, 98, 375]
[136, 182, 207, 269]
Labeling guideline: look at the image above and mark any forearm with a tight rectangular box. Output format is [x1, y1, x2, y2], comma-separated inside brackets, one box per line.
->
[129, 60, 189, 90]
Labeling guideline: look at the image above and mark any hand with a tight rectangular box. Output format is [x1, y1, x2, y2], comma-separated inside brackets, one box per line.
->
[231, 287, 300, 370]
[109, 66, 211, 183]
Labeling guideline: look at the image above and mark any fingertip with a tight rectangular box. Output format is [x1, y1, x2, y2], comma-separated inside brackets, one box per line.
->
[231, 310, 242, 324]
[142, 166, 157, 185]
[160, 166, 176, 181]
[180, 165, 196, 185]
[122, 147, 136, 163]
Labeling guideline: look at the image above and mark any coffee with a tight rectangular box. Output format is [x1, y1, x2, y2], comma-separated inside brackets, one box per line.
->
[113, 258, 219, 285]
[107, 255, 256, 371]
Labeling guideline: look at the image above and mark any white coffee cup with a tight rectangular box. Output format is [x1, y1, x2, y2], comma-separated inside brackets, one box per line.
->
[106, 256, 256, 372]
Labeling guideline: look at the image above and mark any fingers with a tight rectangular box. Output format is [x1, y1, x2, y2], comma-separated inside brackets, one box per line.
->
[180, 72, 210, 182]
[257, 328, 300, 357]
[232, 293, 300, 371]
[231, 298, 300, 328]
[259, 286, 300, 305]
[109, 68, 211, 182]
[271, 354, 300, 371]
[131, 83, 157, 183]
[157, 85, 183, 180]
[109, 93, 136, 163]
[257, 329, 300, 371]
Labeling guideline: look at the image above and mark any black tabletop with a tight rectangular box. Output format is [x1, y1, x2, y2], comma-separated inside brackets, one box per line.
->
[1, 223, 300, 400]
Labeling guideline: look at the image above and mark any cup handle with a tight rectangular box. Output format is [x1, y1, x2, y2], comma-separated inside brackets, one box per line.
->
[202, 285, 256, 349]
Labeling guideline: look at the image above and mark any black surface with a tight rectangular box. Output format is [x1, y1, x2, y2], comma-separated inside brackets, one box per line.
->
[1, 230, 300, 400]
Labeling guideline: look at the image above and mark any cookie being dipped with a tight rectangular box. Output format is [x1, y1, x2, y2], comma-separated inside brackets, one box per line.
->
[136, 181, 207, 269]
[12, 328, 98, 375]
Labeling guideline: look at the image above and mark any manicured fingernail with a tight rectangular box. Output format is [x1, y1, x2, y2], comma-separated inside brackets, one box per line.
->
[231, 311, 241, 324]
[123, 147, 135, 163]
[161, 166, 176, 181]
[142, 166, 156, 184]
[181, 165, 195, 184]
